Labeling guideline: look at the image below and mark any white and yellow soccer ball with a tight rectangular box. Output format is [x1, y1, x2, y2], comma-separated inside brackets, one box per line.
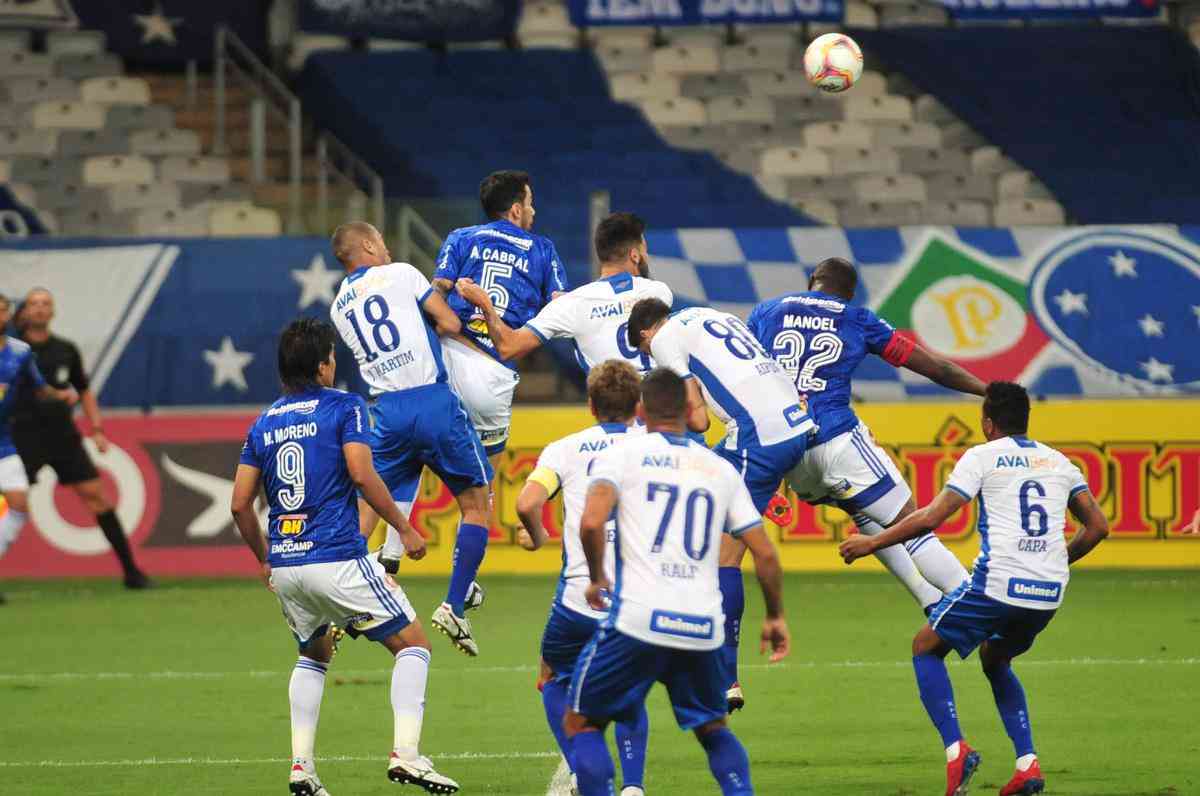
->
[803, 33, 864, 94]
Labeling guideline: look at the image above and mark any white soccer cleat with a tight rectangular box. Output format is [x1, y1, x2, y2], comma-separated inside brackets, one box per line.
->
[431, 602, 479, 657]
[726, 682, 745, 713]
[620, 787, 645, 796]
[387, 753, 460, 794]
[464, 580, 485, 612]
[289, 762, 331, 796]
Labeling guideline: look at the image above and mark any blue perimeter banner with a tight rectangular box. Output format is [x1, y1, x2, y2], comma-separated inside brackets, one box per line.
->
[298, 0, 521, 42]
[938, 0, 1158, 19]
[569, 0, 843, 26]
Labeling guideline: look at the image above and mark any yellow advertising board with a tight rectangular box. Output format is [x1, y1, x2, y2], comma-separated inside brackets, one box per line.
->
[383, 400, 1200, 574]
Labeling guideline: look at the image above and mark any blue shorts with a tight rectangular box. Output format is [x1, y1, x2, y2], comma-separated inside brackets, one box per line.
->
[568, 627, 728, 730]
[541, 600, 601, 685]
[369, 383, 493, 504]
[714, 432, 810, 514]
[930, 584, 1057, 659]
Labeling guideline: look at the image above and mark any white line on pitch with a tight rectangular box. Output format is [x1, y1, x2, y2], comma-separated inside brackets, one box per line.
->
[0, 751, 560, 769]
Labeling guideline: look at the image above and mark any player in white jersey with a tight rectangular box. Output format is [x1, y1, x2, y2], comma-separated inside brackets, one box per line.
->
[626, 297, 813, 710]
[839, 382, 1109, 796]
[329, 222, 492, 657]
[452, 211, 673, 376]
[514, 361, 649, 796]
[563, 368, 789, 796]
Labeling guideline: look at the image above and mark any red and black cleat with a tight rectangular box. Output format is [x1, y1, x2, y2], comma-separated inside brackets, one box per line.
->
[765, 494, 794, 526]
[945, 742, 981, 796]
[999, 760, 1045, 795]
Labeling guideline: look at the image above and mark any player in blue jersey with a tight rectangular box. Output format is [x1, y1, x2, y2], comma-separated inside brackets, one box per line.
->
[432, 170, 568, 461]
[514, 360, 650, 796]
[232, 318, 459, 796]
[564, 368, 789, 796]
[747, 257, 986, 614]
[330, 222, 493, 657]
[839, 383, 1110, 796]
[0, 294, 78, 602]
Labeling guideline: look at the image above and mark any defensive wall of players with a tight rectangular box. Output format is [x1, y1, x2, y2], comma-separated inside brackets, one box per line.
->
[1, 398, 1197, 578]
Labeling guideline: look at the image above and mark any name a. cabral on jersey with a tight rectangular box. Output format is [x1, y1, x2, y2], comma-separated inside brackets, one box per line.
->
[471, 245, 530, 273]
[650, 610, 715, 639]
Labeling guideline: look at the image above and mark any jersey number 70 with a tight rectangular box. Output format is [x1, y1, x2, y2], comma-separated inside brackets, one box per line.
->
[647, 482, 714, 560]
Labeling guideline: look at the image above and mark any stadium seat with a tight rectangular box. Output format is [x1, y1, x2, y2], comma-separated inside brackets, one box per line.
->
[731, 119, 807, 149]
[803, 121, 873, 150]
[924, 199, 992, 226]
[0, 158, 9, 183]
[792, 197, 839, 224]
[827, 146, 900, 176]
[885, 72, 921, 98]
[0, 102, 34, 129]
[940, 121, 988, 148]
[0, 129, 58, 157]
[759, 146, 831, 177]
[80, 77, 151, 106]
[997, 170, 1055, 200]
[657, 124, 729, 150]
[652, 44, 720, 75]
[839, 200, 922, 226]
[58, 207, 135, 236]
[773, 96, 843, 123]
[0, 30, 32, 53]
[287, 35, 350, 71]
[873, 121, 942, 149]
[854, 173, 927, 203]
[830, 71, 887, 98]
[595, 45, 653, 74]
[108, 181, 183, 212]
[680, 74, 749, 100]
[738, 28, 798, 51]
[589, 27, 656, 51]
[133, 206, 209, 236]
[879, 4, 950, 26]
[4, 76, 79, 104]
[993, 198, 1066, 225]
[366, 39, 423, 52]
[721, 44, 793, 73]
[898, 146, 970, 175]
[845, 1, 881, 27]
[55, 53, 123, 80]
[638, 97, 707, 127]
[82, 155, 155, 186]
[106, 104, 174, 130]
[1, 51, 54, 78]
[707, 95, 775, 125]
[611, 72, 680, 102]
[927, 172, 996, 202]
[522, 33, 578, 49]
[129, 128, 202, 157]
[754, 173, 788, 201]
[46, 30, 107, 58]
[665, 28, 727, 48]
[36, 182, 110, 214]
[786, 174, 857, 203]
[181, 182, 251, 207]
[970, 145, 1020, 174]
[914, 94, 957, 125]
[744, 70, 818, 98]
[58, 129, 131, 157]
[844, 94, 913, 123]
[208, 204, 283, 236]
[160, 156, 232, 184]
[31, 100, 106, 130]
[519, 1, 576, 37]
[715, 146, 759, 175]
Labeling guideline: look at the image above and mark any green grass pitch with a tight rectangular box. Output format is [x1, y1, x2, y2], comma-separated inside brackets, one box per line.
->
[4, 570, 1198, 795]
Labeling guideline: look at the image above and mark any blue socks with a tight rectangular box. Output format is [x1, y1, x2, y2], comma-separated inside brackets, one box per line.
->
[986, 664, 1035, 757]
[699, 727, 753, 795]
[445, 522, 488, 615]
[541, 679, 574, 769]
[614, 702, 649, 788]
[913, 654, 963, 748]
[572, 730, 615, 796]
[718, 567, 744, 688]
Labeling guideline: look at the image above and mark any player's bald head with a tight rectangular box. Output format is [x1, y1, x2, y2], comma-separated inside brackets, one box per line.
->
[330, 221, 387, 269]
[809, 257, 857, 301]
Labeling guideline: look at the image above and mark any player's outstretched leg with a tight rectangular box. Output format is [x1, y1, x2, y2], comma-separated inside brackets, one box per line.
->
[433, 486, 490, 657]
[912, 625, 980, 796]
[614, 702, 649, 796]
[383, 623, 459, 793]
[288, 634, 333, 796]
[695, 720, 753, 796]
[981, 643, 1045, 796]
[718, 535, 746, 710]
[569, 728, 615, 796]
[853, 512, 944, 612]
[540, 675, 576, 771]
[886, 501, 969, 596]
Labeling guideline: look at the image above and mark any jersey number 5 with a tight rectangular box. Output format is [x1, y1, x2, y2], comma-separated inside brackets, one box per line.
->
[647, 482, 715, 561]
[481, 262, 512, 314]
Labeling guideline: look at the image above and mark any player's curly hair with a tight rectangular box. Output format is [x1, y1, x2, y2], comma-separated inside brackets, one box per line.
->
[278, 317, 336, 394]
[983, 381, 1030, 436]
[587, 360, 641, 423]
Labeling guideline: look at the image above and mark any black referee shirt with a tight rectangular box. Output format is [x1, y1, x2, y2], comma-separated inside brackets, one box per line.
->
[12, 334, 89, 441]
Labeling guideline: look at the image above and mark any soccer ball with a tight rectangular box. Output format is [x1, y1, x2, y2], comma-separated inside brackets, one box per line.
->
[803, 33, 864, 94]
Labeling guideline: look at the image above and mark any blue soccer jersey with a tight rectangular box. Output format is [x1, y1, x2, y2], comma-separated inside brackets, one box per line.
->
[747, 291, 914, 446]
[0, 337, 46, 457]
[435, 219, 568, 367]
[239, 387, 374, 568]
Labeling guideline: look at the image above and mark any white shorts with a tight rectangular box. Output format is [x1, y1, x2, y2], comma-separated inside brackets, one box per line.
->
[785, 423, 911, 527]
[441, 336, 519, 455]
[271, 555, 417, 648]
[0, 453, 29, 493]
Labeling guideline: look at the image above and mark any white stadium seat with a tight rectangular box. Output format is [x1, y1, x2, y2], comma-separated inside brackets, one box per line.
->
[208, 204, 283, 236]
[833, 71, 887, 98]
[773, 96, 843, 123]
[31, 100, 106, 130]
[108, 182, 183, 212]
[997, 170, 1055, 200]
[10, 156, 75, 184]
[803, 121, 873, 150]
[0, 30, 32, 53]
[873, 122, 942, 149]
[595, 45, 653, 74]
[914, 94, 957, 125]
[58, 208, 135, 237]
[970, 146, 1020, 174]
[105, 104, 174, 130]
[657, 124, 729, 151]
[59, 129, 130, 157]
[786, 174, 857, 203]
[588, 27, 656, 51]
[898, 146, 971, 175]
[744, 70, 817, 98]
[0, 158, 9, 183]
[665, 28, 726, 48]
[827, 146, 901, 176]
[287, 35, 349, 71]
[941, 122, 988, 148]
[610, 72, 680, 102]
[924, 199, 992, 226]
[366, 39, 423, 52]
[680, 74, 748, 100]
[36, 182, 109, 214]
[638, 97, 707, 127]
[844, 94, 913, 123]
[792, 197, 839, 224]
[82, 155, 155, 186]
[0, 129, 58, 157]
[706, 95, 775, 126]
[716, 146, 759, 175]
[724, 120, 803, 149]
[160, 156, 232, 184]
[759, 146, 831, 177]
[845, 1, 881, 27]
[134, 206, 210, 236]
[521, 33, 578, 49]
[721, 44, 792, 73]
[853, 173, 927, 203]
[879, 3, 950, 26]
[519, 1, 576, 37]
[652, 44, 720, 75]
[129, 128, 202, 157]
[754, 174, 788, 201]
[993, 198, 1066, 225]
[927, 173, 996, 202]
[739, 28, 798, 51]
[46, 30, 107, 58]
[4, 77, 79, 104]
[1, 51, 54, 78]
[80, 77, 151, 106]
[839, 200, 922, 226]
[55, 53, 122, 80]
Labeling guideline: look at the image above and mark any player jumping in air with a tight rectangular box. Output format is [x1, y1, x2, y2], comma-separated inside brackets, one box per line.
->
[329, 223, 492, 657]
[514, 360, 650, 796]
[839, 382, 1109, 796]
[454, 211, 672, 376]
[626, 298, 813, 711]
[231, 318, 458, 795]
[565, 368, 789, 796]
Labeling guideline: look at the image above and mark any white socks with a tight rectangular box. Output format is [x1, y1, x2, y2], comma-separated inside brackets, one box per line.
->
[854, 513, 943, 609]
[0, 508, 27, 555]
[1016, 753, 1037, 771]
[392, 646, 431, 761]
[289, 656, 328, 766]
[382, 525, 405, 561]
[905, 533, 970, 594]
[946, 741, 961, 762]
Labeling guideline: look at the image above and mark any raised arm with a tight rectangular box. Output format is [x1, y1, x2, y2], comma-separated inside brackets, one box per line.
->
[739, 525, 789, 662]
[902, 343, 987, 397]
[1066, 489, 1109, 563]
[344, 441, 427, 560]
[230, 463, 270, 588]
[840, 487, 968, 564]
[455, 278, 542, 360]
[419, 289, 462, 338]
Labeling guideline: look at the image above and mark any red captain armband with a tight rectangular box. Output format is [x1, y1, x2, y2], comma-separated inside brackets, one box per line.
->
[881, 333, 916, 367]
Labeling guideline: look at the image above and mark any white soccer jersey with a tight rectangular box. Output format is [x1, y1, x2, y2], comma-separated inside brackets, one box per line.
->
[524, 273, 673, 374]
[651, 307, 814, 448]
[330, 262, 446, 396]
[536, 421, 645, 618]
[588, 431, 762, 651]
[946, 435, 1089, 610]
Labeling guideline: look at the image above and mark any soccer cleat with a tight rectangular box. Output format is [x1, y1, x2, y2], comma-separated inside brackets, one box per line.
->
[289, 763, 330, 796]
[620, 787, 645, 796]
[464, 580, 485, 612]
[387, 753, 460, 794]
[945, 742, 981, 796]
[726, 682, 745, 713]
[379, 554, 401, 575]
[123, 570, 153, 589]
[765, 493, 794, 526]
[999, 760, 1045, 795]
[431, 602, 479, 657]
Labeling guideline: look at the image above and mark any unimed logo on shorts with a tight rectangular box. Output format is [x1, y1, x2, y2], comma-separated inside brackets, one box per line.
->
[1007, 578, 1062, 603]
[650, 610, 714, 639]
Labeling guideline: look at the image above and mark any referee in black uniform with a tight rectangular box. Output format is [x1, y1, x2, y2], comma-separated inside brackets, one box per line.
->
[12, 289, 150, 588]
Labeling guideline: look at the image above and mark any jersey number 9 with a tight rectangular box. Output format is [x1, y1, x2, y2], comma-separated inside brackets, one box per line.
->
[276, 441, 306, 511]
